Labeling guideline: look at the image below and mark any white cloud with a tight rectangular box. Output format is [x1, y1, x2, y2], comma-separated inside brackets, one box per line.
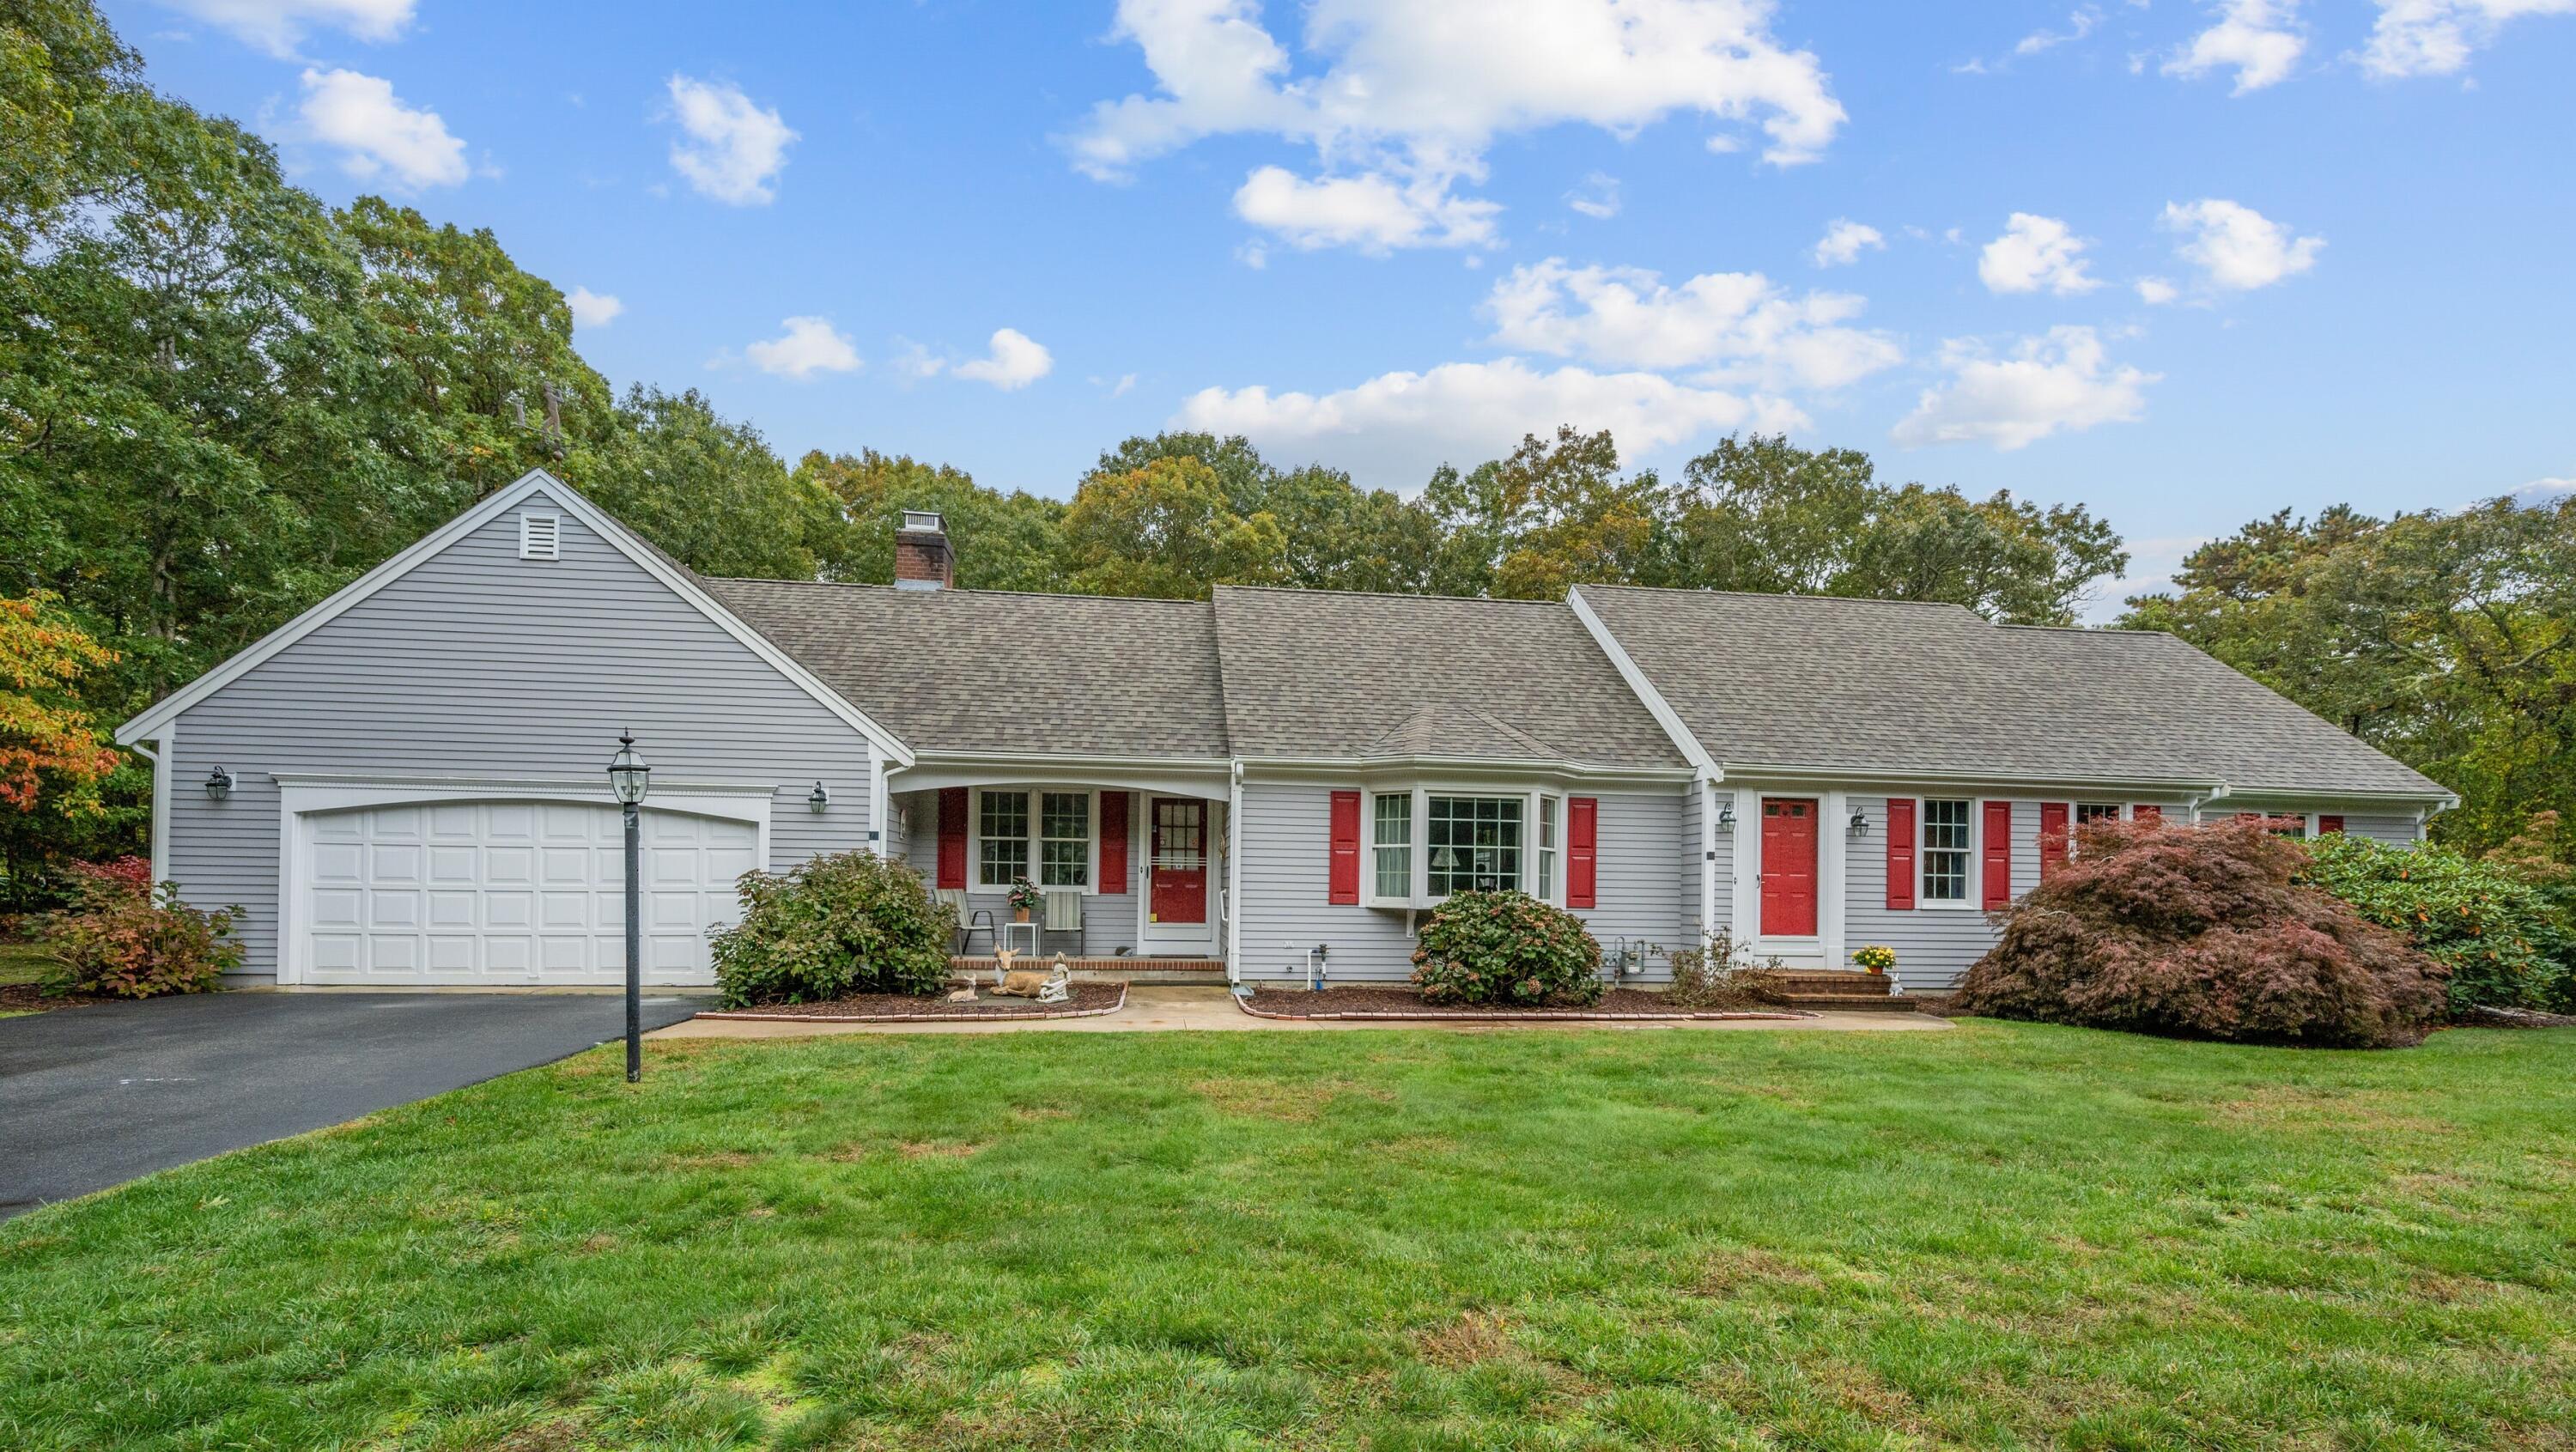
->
[2017, 5, 2105, 55]
[1109, 373, 1139, 398]
[1978, 213, 2102, 295]
[951, 328, 1054, 390]
[1232, 165, 1498, 252]
[2164, 0, 2306, 92]
[1812, 218, 1885, 268]
[2359, 0, 2576, 77]
[744, 317, 860, 380]
[295, 68, 466, 189]
[1482, 258, 1900, 390]
[1175, 356, 1800, 483]
[160, 0, 412, 57]
[2135, 276, 2180, 305]
[1067, 0, 1845, 252]
[1893, 326, 2157, 451]
[2510, 476, 2573, 507]
[665, 75, 796, 206]
[566, 288, 623, 328]
[2160, 198, 2323, 290]
[1565, 172, 1621, 221]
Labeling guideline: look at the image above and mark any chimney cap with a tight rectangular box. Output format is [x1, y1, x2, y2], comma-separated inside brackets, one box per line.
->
[898, 509, 945, 535]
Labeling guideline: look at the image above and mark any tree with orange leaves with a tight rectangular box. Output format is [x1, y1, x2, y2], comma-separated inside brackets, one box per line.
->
[0, 592, 124, 817]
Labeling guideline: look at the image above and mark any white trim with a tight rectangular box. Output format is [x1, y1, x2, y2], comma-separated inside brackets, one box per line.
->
[142, 726, 173, 885]
[1820, 789, 1848, 970]
[868, 746, 890, 857]
[1225, 766, 1242, 981]
[1140, 793, 1220, 951]
[1240, 754, 1698, 790]
[114, 470, 914, 769]
[1912, 795, 1982, 911]
[1695, 773, 1717, 937]
[1566, 586, 1717, 775]
[895, 762, 1229, 799]
[272, 774, 775, 987]
[968, 786, 1105, 895]
[1738, 793, 1829, 959]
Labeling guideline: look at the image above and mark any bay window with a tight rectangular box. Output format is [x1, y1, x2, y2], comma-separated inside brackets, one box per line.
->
[1371, 793, 1412, 901]
[1427, 795, 1522, 895]
[1537, 795, 1560, 898]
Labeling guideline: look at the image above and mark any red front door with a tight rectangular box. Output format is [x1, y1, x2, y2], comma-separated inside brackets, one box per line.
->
[1760, 798, 1819, 937]
[1149, 798, 1208, 925]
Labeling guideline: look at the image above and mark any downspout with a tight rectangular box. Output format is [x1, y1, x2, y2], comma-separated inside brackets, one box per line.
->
[134, 734, 169, 884]
[1225, 758, 1244, 987]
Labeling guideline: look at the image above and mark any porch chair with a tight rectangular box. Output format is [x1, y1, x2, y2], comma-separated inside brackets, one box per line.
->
[1042, 889, 1084, 957]
[934, 888, 991, 955]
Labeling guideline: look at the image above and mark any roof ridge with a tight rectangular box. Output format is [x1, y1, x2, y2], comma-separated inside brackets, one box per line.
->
[1215, 583, 1573, 608]
[705, 576, 1215, 610]
[1580, 582, 1985, 616]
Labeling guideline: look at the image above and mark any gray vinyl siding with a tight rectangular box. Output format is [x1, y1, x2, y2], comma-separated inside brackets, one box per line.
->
[1708, 790, 1735, 938]
[894, 787, 1146, 957]
[1577, 789, 1690, 979]
[1679, 787, 1704, 942]
[1232, 781, 1688, 984]
[1843, 794, 2007, 991]
[2342, 812, 2420, 845]
[159, 486, 876, 981]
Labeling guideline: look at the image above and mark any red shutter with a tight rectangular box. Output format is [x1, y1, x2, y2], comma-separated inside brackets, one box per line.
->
[1099, 792, 1129, 893]
[1567, 797, 1599, 908]
[2132, 803, 2162, 823]
[936, 787, 968, 890]
[1885, 798, 1916, 910]
[1982, 800, 2014, 908]
[2038, 802, 2070, 880]
[1327, 791, 1361, 904]
[2318, 814, 2345, 835]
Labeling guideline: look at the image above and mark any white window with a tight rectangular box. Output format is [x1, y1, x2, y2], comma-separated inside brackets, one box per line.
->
[1922, 799, 1971, 902]
[1039, 792, 1091, 888]
[1427, 795, 1522, 896]
[1538, 795, 1560, 899]
[2076, 803, 2122, 827]
[1370, 793, 1412, 902]
[978, 791, 1030, 886]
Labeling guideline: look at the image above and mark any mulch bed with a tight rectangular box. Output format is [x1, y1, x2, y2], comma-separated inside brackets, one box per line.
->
[1241, 986, 1809, 1021]
[0, 981, 105, 1015]
[696, 981, 1128, 1023]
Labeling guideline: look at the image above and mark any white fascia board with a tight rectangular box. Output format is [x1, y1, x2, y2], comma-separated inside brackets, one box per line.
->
[1720, 762, 2229, 797]
[1237, 755, 1698, 790]
[115, 470, 914, 769]
[1565, 586, 1718, 776]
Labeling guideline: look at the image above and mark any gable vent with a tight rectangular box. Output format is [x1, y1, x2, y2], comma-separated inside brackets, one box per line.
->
[518, 512, 561, 561]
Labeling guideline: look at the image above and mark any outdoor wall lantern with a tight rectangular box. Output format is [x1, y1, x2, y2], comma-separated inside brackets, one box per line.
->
[808, 781, 829, 813]
[205, 765, 234, 801]
[605, 732, 650, 1084]
[1848, 806, 1869, 837]
[1716, 804, 1736, 833]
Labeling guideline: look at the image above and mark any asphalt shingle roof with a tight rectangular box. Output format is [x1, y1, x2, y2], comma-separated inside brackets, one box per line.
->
[698, 580, 1232, 758]
[1209, 586, 1690, 769]
[1574, 584, 2448, 797]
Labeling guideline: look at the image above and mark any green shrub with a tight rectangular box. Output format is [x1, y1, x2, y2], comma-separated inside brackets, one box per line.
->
[35, 856, 240, 998]
[2302, 833, 2573, 1012]
[1410, 890, 1603, 1007]
[709, 851, 954, 1008]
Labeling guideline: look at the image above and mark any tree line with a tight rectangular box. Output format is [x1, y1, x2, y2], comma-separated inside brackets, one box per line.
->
[2, 0, 2567, 902]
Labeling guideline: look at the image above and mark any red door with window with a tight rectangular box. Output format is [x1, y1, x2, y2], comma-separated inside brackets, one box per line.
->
[1149, 798, 1208, 924]
[1759, 799, 1819, 937]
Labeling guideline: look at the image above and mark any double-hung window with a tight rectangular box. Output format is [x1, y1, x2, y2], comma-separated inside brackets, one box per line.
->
[2075, 804, 2122, 826]
[1039, 792, 1091, 888]
[980, 790, 1091, 889]
[1371, 793, 1412, 901]
[978, 791, 1030, 885]
[1921, 799, 1971, 902]
[1427, 795, 1522, 896]
[1537, 795, 1560, 899]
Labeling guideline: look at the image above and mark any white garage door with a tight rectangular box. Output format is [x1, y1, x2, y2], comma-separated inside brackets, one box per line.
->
[302, 801, 758, 986]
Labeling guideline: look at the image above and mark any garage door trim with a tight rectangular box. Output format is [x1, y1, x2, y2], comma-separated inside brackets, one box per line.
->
[275, 774, 777, 987]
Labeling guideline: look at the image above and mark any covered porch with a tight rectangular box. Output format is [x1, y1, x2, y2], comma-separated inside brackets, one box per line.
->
[884, 756, 1233, 971]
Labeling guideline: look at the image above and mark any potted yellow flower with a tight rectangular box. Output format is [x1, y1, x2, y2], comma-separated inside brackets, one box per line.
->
[1851, 944, 1897, 975]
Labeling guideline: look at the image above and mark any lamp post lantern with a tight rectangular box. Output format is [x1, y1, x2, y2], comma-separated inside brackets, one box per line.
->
[606, 732, 652, 1083]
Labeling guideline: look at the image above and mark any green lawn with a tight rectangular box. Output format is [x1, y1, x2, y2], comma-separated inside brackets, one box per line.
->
[3, 1023, 2572, 1450]
[0, 939, 51, 1018]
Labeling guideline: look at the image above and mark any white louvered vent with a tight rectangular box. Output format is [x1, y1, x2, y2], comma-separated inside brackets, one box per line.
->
[519, 513, 561, 561]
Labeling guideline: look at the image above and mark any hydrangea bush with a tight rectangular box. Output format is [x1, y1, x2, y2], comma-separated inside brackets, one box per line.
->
[710, 851, 954, 1008]
[1411, 890, 1604, 1007]
[35, 856, 240, 998]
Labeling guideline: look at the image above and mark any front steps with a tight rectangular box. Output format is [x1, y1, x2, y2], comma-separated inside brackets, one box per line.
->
[951, 956, 1227, 986]
[1765, 969, 1924, 1014]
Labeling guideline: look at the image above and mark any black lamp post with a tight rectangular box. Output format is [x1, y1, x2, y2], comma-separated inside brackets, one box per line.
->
[606, 731, 652, 1083]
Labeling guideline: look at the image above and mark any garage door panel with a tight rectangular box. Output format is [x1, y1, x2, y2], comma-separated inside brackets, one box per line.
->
[300, 801, 752, 986]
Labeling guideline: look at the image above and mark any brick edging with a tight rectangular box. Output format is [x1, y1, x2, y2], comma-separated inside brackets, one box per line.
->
[693, 983, 1129, 1024]
[1232, 995, 1814, 1024]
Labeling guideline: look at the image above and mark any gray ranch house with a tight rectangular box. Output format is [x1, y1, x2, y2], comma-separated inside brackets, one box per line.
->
[117, 471, 2454, 993]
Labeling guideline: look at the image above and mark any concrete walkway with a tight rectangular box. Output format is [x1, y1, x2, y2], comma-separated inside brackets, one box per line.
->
[652, 986, 1953, 1039]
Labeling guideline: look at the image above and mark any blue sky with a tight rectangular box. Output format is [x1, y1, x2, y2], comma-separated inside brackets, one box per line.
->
[105, 0, 2576, 613]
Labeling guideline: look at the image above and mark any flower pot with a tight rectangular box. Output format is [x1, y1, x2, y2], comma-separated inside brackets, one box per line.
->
[1013, 907, 1031, 923]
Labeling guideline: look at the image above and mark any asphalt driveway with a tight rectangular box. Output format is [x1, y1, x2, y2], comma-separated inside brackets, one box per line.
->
[0, 992, 706, 1220]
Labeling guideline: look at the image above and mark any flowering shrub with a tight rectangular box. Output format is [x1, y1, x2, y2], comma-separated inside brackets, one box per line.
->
[1851, 944, 1897, 973]
[1411, 890, 1604, 1007]
[1953, 817, 2446, 1048]
[1005, 876, 1042, 913]
[2301, 833, 2573, 1012]
[1665, 928, 1785, 1010]
[35, 857, 240, 999]
[710, 851, 953, 1008]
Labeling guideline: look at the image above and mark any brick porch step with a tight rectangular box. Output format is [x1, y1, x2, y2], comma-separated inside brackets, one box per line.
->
[1760, 969, 1924, 1013]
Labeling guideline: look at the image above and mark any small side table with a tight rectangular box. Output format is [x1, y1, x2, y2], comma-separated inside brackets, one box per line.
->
[999, 920, 1042, 959]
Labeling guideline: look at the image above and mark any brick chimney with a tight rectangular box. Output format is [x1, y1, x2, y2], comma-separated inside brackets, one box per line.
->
[893, 510, 953, 591]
